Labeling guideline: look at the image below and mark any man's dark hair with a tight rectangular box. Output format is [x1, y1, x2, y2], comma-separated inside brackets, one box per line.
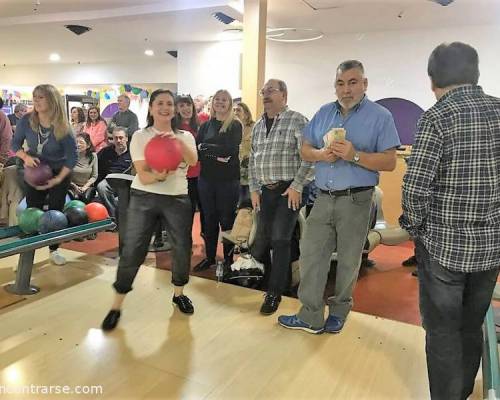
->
[427, 42, 479, 88]
[337, 60, 365, 76]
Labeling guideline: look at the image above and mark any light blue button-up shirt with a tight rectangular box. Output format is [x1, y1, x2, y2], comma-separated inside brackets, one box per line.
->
[303, 96, 400, 191]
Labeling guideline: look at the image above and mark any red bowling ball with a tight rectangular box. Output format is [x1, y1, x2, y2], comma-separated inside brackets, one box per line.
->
[144, 136, 183, 172]
[84, 202, 109, 222]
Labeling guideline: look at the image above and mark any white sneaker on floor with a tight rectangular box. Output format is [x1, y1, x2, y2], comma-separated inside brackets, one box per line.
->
[50, 251, 66, 266]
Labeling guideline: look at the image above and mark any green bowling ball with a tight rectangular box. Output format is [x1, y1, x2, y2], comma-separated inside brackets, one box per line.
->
[63, 200, 86, 212]
[18, 207, 44, 234]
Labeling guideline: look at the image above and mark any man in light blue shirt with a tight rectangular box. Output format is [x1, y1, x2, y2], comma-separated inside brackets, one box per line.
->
[278, 60, 400, 334]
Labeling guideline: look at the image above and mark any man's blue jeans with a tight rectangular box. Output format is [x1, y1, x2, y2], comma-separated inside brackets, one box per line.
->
[416, 239, 499, 400]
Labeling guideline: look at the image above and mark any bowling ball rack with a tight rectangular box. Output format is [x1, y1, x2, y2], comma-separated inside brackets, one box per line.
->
[0, 218, 115, 295]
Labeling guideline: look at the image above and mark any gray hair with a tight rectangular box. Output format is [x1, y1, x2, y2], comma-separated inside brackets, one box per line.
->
[336, 60, 365, 76]
[268, 79, 288, 96]
[112, 126, 127, 136]
[14, 103, 27, 112]
[117, 94, 131, 105]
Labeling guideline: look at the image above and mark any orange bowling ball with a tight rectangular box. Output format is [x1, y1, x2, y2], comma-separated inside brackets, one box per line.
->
[84, 202, 109, 222]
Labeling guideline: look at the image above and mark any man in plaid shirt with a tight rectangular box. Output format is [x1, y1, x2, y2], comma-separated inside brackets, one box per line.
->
[248, 78, 313, 315]
[400, 42, 500, 400]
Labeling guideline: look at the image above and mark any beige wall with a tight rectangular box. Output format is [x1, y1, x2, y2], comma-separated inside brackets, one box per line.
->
[378, 154, 408, 227]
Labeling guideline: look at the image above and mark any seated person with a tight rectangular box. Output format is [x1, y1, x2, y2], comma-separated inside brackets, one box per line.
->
[96, 127, 132, 220]
[69, 133, 97, 203]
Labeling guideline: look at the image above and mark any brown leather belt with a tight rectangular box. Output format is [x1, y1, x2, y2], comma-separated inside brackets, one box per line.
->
[319, 186, 373, 197]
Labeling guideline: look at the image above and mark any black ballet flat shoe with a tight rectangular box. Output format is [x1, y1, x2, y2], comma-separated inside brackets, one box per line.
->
[101, 310, 121, 331]
[172, 295, 194, 314]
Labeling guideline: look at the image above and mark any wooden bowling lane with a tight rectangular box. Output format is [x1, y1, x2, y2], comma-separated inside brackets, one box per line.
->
[0, 252, 485, 399]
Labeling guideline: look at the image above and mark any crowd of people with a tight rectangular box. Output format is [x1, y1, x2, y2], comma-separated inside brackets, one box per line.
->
[1, 41, 499, 400]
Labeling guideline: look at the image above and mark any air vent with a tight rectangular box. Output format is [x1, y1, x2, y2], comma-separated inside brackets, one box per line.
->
[166, 51, 178, 59]
[64, 25, 92, 35]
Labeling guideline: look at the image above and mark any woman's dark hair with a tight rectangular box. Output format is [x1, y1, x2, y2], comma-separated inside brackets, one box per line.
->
[85, 106, 104, 127]
[428, 42, 479, 89]
[77, 132, 95, 160]
[146, 89, 178, 132]
[175, 94, 199, 132]
[71, 106, 85, 123]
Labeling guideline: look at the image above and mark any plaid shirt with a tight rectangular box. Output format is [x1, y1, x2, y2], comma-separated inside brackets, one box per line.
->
[248, 107, 313, 193]
[400, 85, 500, 272]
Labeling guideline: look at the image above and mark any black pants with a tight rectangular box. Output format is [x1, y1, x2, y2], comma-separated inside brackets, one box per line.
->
[198, 177, 239, 263]
[113, 190, 193, 293]
[416, 239, 499, 400]
[25, 173, 70, 251]
[250, 181, 299, 296]
[188, 177, 205, 235]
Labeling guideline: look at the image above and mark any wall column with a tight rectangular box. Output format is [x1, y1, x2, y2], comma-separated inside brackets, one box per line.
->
[241, 0, 267, 119]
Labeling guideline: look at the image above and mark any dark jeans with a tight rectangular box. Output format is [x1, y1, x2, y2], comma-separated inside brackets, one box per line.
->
[188, 177, 205, 235]
[250, 181, 299, 296]
[113, 190, 193, 293]
[198, 177, 239, 263]
[25, 173, 71, 251]
[416, 239, 499, 400]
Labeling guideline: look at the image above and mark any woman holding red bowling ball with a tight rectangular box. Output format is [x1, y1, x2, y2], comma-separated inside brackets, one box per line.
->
[11, 84, 77, 265]
[101, 89, 198, 331]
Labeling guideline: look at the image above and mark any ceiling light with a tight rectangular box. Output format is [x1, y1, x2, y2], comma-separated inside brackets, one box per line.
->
[266, 28, 324, 43]
[144, 49, 154, 56]
[49, 53, 60, 62]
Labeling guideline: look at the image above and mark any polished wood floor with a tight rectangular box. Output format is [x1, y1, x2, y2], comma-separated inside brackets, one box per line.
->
[0, 248, 484, 399]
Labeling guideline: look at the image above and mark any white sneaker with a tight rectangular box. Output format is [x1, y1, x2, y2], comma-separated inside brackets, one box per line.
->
[50, 250, 66, 266]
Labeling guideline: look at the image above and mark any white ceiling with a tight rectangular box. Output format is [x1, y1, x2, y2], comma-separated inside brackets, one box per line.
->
[0, 0, 499, 66]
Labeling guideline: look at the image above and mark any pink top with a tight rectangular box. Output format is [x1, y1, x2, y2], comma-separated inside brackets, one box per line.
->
[84, 120, 108, 152]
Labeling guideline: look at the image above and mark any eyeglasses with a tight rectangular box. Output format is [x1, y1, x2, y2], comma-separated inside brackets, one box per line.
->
[259, 88, 281, 97]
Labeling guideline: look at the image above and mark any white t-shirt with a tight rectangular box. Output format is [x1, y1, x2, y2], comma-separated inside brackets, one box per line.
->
[129, 127, 196, 195]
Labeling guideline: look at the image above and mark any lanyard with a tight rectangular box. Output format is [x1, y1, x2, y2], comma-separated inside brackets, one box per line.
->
[37, 126, 51, 155]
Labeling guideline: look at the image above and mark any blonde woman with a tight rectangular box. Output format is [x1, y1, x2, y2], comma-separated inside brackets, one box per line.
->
[234, 102, 254, 207]
[194, 90, 242, 272]
[11, 84, 77, 265]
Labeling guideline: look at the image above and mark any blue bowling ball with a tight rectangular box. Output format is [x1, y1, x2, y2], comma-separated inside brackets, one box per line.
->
[38, 210, 68, 234]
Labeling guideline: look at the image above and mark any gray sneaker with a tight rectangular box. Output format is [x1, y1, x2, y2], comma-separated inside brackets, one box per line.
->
[50, 250, 66, 266]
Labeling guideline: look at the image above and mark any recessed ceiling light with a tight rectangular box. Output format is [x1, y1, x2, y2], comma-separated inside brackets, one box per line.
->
[49, 53, 60, 62]
[144, 49, 154, 56]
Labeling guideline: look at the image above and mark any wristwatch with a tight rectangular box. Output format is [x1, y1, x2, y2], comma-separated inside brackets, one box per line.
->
[352, 151, 361, 164]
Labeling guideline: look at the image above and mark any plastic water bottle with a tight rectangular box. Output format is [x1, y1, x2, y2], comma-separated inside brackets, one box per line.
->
[216, 261, 224, 283]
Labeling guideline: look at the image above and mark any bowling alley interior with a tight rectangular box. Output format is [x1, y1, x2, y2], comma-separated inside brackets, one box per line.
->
[1, 1, 500, 399]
